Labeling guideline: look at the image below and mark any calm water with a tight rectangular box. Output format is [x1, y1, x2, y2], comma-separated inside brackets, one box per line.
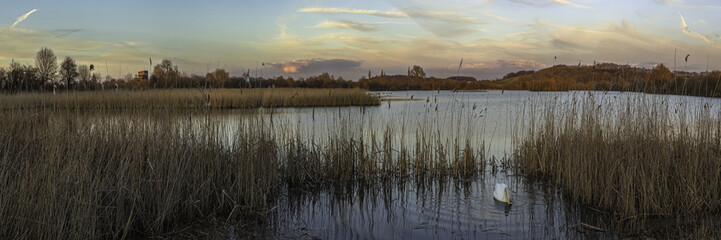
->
[216, 90, 721, 239]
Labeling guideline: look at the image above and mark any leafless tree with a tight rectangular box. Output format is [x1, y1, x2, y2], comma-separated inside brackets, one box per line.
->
[411, 65, 426, 79]
[152, 59, 180, 88]
[78, 65, 91, 82]
[77, 65, 91, 90]
[60, 56, 78, 90]
[124, 73, 133, 82]
[35, 47, 58, 87]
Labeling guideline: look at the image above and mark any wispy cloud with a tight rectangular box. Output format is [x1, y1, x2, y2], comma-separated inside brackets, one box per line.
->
[266, 58, 362, 73]
[11, 9, 38, 28]
[312, 20, 377, 32]
[299, 6, 482, 24]
[456, 59, 547, 70]
[299, 5, 484, 37]
[52, 29, 83, 38]
[679, 12, 712, 44]
[482, 10, 511, 22]
[298, 7, 406, 18]
[508, 0, 547, 7]
[551, 0, 591, 9]
[401, 8, 483, 24]
[0, 25, 165, 78]
[509, 0, 591, 9]
[651, 0, 680, 5]
[653, 0, 721, 9]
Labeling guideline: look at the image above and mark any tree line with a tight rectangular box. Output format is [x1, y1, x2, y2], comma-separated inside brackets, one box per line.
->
[496, 63, 721, 97]
[0, 47, 102, 92]
[3, 47, 720, 97]
[0, 47, 362, 93]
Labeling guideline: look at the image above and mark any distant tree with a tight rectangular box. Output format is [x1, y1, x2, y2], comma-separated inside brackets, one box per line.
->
[411, 65, 426, 79]
[92, 73, 102, 89]
[35, 47, 58, 87]
[78, 65, 90, 82]
[650, 64, 673, 83]
[77, 65, 91, 90]
[59, 56, 78, 90]
[8, 60, 22, 92]
[124, 73, 133, 82]
[152, 59, 180, 88]
[212, 68, 229, 87]
[0, 67, 5, 91]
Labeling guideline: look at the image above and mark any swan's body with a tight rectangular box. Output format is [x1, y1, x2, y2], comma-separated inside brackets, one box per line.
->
[494, 183, 512, 204]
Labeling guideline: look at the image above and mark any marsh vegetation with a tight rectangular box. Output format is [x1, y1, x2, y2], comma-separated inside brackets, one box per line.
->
[0, 88, 379, 110]
[0, 90, 719, 238]
[514, 92, 721, 237]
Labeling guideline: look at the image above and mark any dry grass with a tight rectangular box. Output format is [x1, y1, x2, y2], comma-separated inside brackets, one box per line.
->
[514, 92, 721, 235]
[0, 109, 280, 238]
[0, 98, 483, 238]
[0, 88, 380, 110]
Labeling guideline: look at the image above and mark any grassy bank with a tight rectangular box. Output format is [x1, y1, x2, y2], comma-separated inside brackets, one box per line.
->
[514, 93, 721, 235]
[0, 88, 380, 110]
[0, 105, 482, 238]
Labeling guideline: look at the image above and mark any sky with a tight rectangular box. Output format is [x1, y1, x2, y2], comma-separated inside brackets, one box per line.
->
[2, 0, 721, 80]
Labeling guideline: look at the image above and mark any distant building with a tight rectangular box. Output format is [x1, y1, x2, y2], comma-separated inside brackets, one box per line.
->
[134, 70, 148, 81]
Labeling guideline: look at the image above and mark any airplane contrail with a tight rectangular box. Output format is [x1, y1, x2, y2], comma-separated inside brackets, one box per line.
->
[11, 9, 38, 28]
[679, 12, 712, 44]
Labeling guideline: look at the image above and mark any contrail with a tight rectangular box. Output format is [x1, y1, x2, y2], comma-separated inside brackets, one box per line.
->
[11, 9, 38, 28]
[679, 12, 712, 44]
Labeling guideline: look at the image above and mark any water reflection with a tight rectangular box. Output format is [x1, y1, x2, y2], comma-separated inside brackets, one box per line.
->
[247, 90, 720, 239]
[72, 90, 721, 238]
[266, 169, 619, 239]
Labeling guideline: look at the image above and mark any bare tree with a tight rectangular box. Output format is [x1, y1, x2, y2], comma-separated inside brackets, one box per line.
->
[411, 65, 426, 79]
[9, 60, 21, 92]
[78, 65, 90, 82]
[78, 65, 91, 90]
[35, 47, 58, 88]
[152, 59, 180, 88]
[60, 56, 78, 90]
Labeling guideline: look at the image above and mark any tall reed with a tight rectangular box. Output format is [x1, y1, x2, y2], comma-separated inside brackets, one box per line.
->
[0, 88, 379, 110]
[0, 95, 484, 238]
[514, 92, 721, 234]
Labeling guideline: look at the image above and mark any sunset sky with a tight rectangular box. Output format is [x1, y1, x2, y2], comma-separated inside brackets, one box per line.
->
[2, 0, 721, 80]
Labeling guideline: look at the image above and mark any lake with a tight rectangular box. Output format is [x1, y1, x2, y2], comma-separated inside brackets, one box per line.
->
[199, 90, 719, 239]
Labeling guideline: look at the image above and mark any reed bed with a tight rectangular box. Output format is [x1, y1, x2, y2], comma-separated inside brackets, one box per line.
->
[514, 92, 721, 235]
[0, 88, 379, 110]
[0, 102, 483, 238]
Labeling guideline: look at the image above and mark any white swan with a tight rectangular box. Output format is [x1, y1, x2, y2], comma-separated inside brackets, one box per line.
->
[494, 183, 512, 204]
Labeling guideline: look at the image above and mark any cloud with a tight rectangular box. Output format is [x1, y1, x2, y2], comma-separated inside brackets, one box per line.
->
[298, 7, 406, 18]
[651, 0, 677, 4]
[401, 9, 483, 24]
[52, 29, 83, 38]
[266, 58, 362, 74]
[312, 20, 377, 32]
[679, 12, 712, 44]
[299, 6, 482, 24]
[651, 0, 721, 9]
[299, 5, 484, 37]
[483, 10, 511, 22]
[458, 59, 547, 70]
[394, 6, 484, 37]
[507, 0, 547, 7]
[11, 9, 38, 28]
[0, 25, 169, 79]
[551, 0, 591, 9]
[509, 0, 591, 9]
